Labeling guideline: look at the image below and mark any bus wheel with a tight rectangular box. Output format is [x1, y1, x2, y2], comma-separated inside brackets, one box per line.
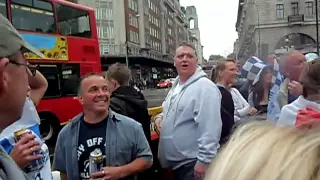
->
[40, 118, 54, 141]
[39, 113, 60, 145]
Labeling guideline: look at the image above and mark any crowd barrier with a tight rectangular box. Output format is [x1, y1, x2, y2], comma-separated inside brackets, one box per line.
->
[148, 106, 162, 140]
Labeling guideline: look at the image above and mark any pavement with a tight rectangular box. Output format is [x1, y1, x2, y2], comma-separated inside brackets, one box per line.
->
[142, 88, 171, 108]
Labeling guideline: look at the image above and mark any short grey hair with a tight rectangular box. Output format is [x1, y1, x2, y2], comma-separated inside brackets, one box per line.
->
[176, 42, 198, 57]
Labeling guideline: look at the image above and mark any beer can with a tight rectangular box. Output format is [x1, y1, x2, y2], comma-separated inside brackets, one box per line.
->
[14, 129, 44, 172]
[14, 129, 31, 142]
[89, 148, 104, 174]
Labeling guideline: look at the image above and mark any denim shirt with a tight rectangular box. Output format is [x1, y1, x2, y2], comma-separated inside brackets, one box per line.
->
[52, 110, 153, 180]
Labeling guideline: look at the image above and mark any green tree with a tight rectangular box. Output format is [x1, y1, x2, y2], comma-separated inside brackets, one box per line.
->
[227, 53, 235, 59]
[209, 54, 225, 61]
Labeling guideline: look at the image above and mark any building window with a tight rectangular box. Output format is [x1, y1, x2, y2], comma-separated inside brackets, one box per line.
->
[129, 14, 138, 28]
[129, 30, 139, 44]
[305, 2, 313, 15]
[97, 23, 114, 39]
[276, 4, 284, 18]
[101, 44, 109, 54]
[95, 3, 113, 20]
[104, 26, 114, 39]
[291, 2, 299, 15]
[107, 2, 113, 16]
[128, 0, 138, 12]
[97, 27, 103, 38]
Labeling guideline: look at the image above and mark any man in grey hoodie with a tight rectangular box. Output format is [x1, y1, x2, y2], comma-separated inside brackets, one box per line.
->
[155, 43, 222, 180]
[0, 14, 45, 179]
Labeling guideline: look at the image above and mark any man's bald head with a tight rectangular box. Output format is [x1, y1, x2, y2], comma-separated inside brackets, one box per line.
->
[285, 50, 306, 63]
[283, 50, 306, 81]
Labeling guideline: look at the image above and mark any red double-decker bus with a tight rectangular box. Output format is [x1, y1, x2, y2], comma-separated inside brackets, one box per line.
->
[0, 0, 101, 144]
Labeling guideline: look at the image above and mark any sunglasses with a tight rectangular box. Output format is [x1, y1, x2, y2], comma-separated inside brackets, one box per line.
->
[9, 60, 38, 76]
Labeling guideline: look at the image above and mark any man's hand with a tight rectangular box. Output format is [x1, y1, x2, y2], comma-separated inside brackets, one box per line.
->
[248, 107, 258, 116]
[154, 117, 162, 135]
[194, 161, 208, 180]
[10, 133, 42, 168]
[288, 80, 303, 96]
[90, 167, 124, 180]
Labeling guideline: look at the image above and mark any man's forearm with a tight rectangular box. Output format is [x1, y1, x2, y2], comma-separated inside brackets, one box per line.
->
[29, 70, 48, 105]
[120, 158, 152, 177]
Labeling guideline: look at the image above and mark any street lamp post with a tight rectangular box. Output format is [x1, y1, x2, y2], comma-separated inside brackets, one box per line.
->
[285, 38, 289, 52]
[240, 2, 261, 58]
[125, 40, 129, 67]
[315, 0, 319, 55]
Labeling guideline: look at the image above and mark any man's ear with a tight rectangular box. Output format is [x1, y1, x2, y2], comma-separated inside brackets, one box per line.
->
[78, 96, 84, 105]
[110, 79, 119, 89]
[0, 58, 9, 94]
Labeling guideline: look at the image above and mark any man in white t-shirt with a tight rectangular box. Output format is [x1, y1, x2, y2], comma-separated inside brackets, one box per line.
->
[0, 14, 46, 179]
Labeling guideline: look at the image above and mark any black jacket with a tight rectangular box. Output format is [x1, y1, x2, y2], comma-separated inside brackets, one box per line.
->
[109, 86, 151, 143]
[218, 86, 235, 145]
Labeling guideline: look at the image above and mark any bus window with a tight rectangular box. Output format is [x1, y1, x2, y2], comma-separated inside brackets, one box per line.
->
[38, 65, 61, 98]
[60, 64, 80, 96]
[57, 4, 91, 38]
[0, 0, 6, 17]
[11, 0, 56, 33]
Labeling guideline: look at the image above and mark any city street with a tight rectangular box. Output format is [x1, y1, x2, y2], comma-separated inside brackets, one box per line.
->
[143, 88, 171, 108]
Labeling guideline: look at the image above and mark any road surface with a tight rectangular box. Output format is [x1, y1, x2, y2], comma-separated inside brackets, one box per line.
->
[143, 88, 170, 108]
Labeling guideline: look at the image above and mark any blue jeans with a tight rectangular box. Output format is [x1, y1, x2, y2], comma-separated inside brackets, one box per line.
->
[173, 161, 197, 180]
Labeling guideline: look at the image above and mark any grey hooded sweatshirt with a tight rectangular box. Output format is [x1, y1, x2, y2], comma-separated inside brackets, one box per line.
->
[158, 66, 222, 169]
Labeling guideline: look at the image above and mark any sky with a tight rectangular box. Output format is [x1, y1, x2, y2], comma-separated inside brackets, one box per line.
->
[180, 0, 238, 59]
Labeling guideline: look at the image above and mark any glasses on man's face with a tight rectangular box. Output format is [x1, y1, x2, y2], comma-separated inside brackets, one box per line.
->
[9, 60, 37, 76]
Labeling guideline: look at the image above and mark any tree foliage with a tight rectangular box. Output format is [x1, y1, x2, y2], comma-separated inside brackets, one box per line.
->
[209, 54, 225, 61]
[227, 53, 235, 59]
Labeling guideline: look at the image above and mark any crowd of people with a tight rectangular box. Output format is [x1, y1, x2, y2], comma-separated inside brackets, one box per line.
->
[152, 41, 320, 179]
[1, 12, 320, 180]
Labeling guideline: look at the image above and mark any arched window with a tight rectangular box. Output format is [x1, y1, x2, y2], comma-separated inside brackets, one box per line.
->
[275, 33, 316, 49]
[189, 18, 194, 29]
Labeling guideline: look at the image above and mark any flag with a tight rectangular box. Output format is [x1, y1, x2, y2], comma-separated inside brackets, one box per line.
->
[241, 56, 266, 82]
[277, 96, 320, 127]
[267, 59, 283, 122]
[296, 107, 320, 128]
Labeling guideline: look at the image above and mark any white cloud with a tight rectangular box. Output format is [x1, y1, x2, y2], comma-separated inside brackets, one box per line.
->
[180, 0, 238, 59]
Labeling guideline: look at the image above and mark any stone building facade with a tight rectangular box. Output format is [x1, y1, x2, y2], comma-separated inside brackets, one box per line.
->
[235, 0, 319, 62]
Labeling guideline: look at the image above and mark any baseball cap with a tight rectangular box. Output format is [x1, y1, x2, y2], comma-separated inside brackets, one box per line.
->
[0, 14, 44, 58]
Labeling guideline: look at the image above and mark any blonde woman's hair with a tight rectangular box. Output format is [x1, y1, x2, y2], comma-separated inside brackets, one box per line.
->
[204, 121, 320, 180]
[212, 59, 236, 82]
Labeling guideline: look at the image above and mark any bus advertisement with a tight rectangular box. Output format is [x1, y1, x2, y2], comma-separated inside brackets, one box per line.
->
[0, 0, 101, 144]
